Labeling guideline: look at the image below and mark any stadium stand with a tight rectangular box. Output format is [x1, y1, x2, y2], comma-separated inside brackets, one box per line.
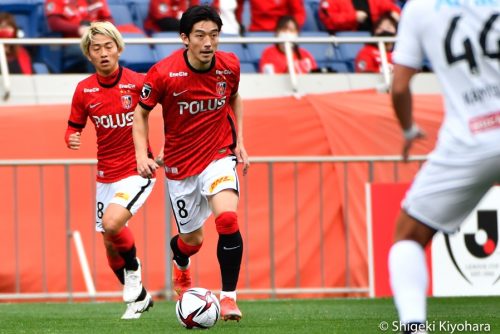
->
[244, 31, 273, 69]
[129, 0, 149, 33]
[119, 32, 156, 72]
[0, 0, 389, 73]
[0, 3, 40, 38]
[335, 30, 371, 72]
[302, 1, 319, 32]
[108, 3, 135, 26]
[151, 31, 184, 62]
[299, 31, 350, 73]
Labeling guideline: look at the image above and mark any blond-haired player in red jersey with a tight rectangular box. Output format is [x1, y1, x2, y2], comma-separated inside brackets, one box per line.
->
[133, 5, 249, 322]
[65, 21, 155, 319]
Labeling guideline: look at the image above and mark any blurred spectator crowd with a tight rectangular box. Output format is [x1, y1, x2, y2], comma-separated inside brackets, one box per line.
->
[0, 0, 407, 74]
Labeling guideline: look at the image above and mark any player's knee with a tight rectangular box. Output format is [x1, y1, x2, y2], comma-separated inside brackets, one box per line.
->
[180, 228, 204, 246]
[394, 211, 435, 246]
[215, 211, 239, 235]
[102, 214, 123, 235]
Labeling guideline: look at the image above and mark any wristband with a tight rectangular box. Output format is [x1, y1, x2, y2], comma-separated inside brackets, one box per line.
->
[403, 124, 421, 140]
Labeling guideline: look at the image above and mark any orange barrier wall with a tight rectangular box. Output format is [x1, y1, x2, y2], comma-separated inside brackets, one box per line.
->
[0, 91, 443, 299]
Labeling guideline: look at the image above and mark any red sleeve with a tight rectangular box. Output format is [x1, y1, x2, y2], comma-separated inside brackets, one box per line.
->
[290, 0, 306, 28]
[147, 0, 163, 21]
[318, 0, 357, 32]
[371, 0, 401, 18]
[259, 47, 286, 73]
[97, 1, 114, 23]
[302, 49, 318, 70]
[47, 15, 81, 36]
[235, 0, 245, 24]
[355, 46, 378, 72]
[44, 0, 64, 16]
[66, 84, 88, 146]
[139, 65, 163, 110]
[17, 47, 33, 75]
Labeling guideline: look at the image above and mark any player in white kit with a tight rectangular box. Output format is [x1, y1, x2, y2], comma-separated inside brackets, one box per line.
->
[388, 1, 500, 333]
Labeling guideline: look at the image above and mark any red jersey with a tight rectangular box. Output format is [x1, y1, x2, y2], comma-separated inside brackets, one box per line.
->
[259, 45, 317, 74]
[45, 0, 113, 37]
[139, 49, 240, 180]
[144, 0, 199, 32]
[318, 0, 400, 33]
[144, 0, 221, 33]
[236, 0, 305, 32]
[355, 44, 393, 73]
[69, 67, 151, 183]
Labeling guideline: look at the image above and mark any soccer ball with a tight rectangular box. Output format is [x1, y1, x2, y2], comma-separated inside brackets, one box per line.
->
[175, 287, 220, 329]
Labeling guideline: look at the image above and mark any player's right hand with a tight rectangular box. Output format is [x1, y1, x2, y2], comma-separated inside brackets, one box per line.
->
[67, 132, 81, 150]
[136, 157, 159, 178]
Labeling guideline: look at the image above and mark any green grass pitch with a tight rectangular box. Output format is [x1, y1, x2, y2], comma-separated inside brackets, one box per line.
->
[0, 297, 499, 333]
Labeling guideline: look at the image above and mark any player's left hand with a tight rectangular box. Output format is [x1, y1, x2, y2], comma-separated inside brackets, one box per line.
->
[402, 125, 425, 162]
[234, 141, 250, 176]
[136, 157, 159, 178]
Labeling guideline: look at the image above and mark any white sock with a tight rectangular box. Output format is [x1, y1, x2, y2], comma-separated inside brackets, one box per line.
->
[220, 290, 236, 301]
[388, 240, 428, 324]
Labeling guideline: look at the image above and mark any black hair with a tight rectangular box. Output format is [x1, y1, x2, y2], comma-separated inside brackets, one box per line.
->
[274, 15, 299, 33]
[372, 12, 398, 35]
[274, 15, 302, 60]
[179, 5, 223, 36]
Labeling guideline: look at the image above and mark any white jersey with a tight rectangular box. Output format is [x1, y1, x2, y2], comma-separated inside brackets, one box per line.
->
[394, 1, 500, 160]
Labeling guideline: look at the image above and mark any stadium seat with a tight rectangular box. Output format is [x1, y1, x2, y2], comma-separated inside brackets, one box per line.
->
[109, 4, 135, 26]
[241, 0, 251, 30]
[302, 2, 319, 32]
[0, 3, 40, 38]
[240, 62, 256, 73]
[299, 31, 337, 68]
[120, 33, 156, 72]
[218, 34, 249, 63]
[151, 32, 184, 61]
[129, 0, 149, 33]
[335, 31, 371, 72]
[244, 31, 274, 67]
[33, 61, 49, 74]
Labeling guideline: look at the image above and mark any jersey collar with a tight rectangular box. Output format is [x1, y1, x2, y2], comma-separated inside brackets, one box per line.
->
[96, 66, 123, 88]
[183, 49, 216, 74]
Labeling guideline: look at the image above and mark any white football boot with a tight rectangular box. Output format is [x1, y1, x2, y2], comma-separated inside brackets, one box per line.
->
[121, 292, 154, 320]
[123, 258, 143, 303]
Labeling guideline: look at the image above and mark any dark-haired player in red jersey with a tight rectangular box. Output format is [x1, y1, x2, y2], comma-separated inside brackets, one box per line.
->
[65, 21, 155, 320]
[133, 5, 249, 322]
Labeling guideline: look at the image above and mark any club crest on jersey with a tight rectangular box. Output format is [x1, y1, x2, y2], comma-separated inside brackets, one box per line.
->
[121, 95, 132, 109]
[141, 83, 152, 100]
[216, 81, 227, 96]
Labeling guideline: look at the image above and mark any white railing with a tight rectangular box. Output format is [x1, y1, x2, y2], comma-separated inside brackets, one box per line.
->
[0, 35, 396, 100]
[0, 155, 425, 301]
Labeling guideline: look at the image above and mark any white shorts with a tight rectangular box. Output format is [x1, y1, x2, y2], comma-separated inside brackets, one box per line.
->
[95, 175, 156, 232]
[402, 151, 500, 233]
[167, 156, 239, 234]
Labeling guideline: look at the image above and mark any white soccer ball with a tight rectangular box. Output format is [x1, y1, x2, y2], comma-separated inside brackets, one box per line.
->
[175, 287, 220, 329]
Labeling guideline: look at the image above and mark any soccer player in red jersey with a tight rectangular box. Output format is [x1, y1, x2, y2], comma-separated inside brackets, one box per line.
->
[133, 5, 249, 322]
[65, 21, 155, 319]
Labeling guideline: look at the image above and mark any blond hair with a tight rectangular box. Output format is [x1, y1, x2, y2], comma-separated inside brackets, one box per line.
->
[80, 21, 125, 57]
